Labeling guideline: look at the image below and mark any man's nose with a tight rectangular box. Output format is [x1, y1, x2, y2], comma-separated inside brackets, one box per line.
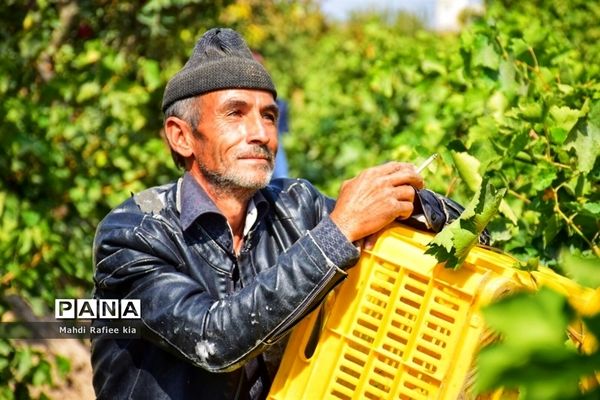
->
[246, 113, 271, 144]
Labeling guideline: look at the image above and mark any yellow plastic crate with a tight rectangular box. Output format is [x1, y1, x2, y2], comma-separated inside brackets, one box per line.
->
[268, 224, 534, 400]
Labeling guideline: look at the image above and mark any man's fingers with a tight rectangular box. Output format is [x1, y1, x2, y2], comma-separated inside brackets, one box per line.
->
[368, 161, 417, 177]
[359, 162, 424, 190]
[364, 228, 386, 250]
[378, 185, 415, 204]
[384, 170, 424, 189]
[394, 185, 416, 203]
[393, 200, 414, 220]
[332, 160, 426, 242]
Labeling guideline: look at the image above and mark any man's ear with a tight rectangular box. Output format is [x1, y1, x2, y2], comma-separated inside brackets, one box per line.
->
[164, 116, 194, 159]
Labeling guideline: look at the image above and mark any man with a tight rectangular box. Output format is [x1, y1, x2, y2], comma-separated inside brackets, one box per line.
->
[91, 28, 429, 399]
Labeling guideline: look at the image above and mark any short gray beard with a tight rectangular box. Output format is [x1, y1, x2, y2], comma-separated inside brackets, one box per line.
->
[196, 158, 273, 198]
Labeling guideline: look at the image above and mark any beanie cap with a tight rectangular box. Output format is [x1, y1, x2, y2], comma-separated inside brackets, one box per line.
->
[162, 28, 277, 112]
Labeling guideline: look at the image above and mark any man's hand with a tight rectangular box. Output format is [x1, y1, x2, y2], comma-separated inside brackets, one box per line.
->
[330, 162, 424, 243]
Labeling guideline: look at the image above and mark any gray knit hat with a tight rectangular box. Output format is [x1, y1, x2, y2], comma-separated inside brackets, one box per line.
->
[161, 28, 277, 112]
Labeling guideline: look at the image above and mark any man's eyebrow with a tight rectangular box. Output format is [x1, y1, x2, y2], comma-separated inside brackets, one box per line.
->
[262, 103, 279, 118]
[220, 99, 249, 111]
[219, 98, 279, 117]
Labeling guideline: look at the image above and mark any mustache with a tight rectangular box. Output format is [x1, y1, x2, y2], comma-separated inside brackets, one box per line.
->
[235, 146, 274, 162]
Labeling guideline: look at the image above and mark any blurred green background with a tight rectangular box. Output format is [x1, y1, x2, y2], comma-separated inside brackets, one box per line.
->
[0, 0, 598, 398]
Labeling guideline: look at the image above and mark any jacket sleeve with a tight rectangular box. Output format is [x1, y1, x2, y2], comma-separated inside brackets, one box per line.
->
[93, 187, 359, 373]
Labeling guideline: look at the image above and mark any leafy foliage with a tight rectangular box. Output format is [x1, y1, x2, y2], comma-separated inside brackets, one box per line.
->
[0, 0, 598, 398]
[284, 0, 599, 263]
[425, 177, 506, 269]
[0, 336, 61, 400]
[477, 288, 599, 400]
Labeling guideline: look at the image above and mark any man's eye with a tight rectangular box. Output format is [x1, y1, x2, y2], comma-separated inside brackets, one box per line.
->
[263, 113, 276, 122]
[228, 110, 242, 117]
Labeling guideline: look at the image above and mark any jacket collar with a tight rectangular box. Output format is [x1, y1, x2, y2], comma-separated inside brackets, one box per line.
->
[178, 172, 269, 232]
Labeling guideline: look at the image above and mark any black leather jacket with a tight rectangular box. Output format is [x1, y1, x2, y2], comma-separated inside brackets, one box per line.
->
[91, 175, 360, 399]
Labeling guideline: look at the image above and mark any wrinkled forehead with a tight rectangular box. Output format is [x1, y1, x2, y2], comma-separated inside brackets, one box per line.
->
[199, 89, 278, 110]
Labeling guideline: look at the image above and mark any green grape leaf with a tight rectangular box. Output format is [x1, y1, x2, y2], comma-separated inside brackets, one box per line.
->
[54, 355, 71, 378]
[425, 177, 506, 269]
[518, 101, 543, 121]
[482, 288, 571, 350]
[559, 249, 600, 288]
[564, 102, 600, 173]
[472, 34, 500, 70]
[542, 214, 561, 248]
[498, 200, 518, 225]
[582, 202, 600, 216]
[507, 130, 529, 155]
[549, 127, 568, 144]
[451, 150, 482, 192]
[549, 105, 581, 133]
[476, 288, 584, 398]
[75, 81, 101, 103]
[31, 360, 52, 386]
[450, 149, 516, 224]
[499, 59, 518, 96]
[140, 58, 161, 91]
[531, 163, 558, 192]
[509, 38, 530, 56]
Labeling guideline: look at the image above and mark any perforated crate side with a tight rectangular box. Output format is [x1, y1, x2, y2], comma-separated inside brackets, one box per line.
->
[268, 225, 526, 400]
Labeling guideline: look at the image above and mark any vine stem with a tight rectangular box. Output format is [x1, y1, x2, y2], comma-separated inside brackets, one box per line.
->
[550, 187, 597, 254]
[508, 189, 531, 204]
[528, 46, 540, 71]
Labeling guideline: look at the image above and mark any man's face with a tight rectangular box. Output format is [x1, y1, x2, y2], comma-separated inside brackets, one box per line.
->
[191, 89, 279, 192]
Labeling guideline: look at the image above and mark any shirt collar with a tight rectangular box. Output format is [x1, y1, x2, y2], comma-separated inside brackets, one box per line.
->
[178, 172, 269, 232]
